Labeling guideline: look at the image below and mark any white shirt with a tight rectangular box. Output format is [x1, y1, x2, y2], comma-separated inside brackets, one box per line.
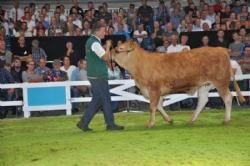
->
[91, 35, 106, 58]
[9, 8, 24, 22]
[60, 65, 76, 79]
[230, 60, 243, 76]
[73, 19, 82, 29]
[167, 44, 184, 53]
[133, 30, 148, 44]
[200, 19, 212, 29]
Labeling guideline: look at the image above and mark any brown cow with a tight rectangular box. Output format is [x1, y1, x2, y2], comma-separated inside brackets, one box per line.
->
[112, 41, 245, 128]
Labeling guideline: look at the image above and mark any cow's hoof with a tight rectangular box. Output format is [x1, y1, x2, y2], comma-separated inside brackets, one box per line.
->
[222, 121, 230, 125]
[147, 122, 154, 128]
[187, 121, 195, 126]
[168, 119, 174, 125]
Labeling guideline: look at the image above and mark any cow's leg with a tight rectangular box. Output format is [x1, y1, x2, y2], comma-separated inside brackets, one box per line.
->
[157, 97, 173, 124]
[147, 91, 160, 128]
[190, 85, 211, 123]
[217, 87, 232, 124]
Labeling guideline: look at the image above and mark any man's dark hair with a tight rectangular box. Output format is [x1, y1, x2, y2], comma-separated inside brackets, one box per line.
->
[92, 21, 106, 33]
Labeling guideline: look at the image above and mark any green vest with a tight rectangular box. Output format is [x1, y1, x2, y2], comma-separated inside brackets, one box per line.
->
[86, 35, 108, 79]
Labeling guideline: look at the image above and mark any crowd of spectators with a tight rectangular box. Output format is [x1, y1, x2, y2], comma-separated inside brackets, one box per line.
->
[0, 0, 250, 117]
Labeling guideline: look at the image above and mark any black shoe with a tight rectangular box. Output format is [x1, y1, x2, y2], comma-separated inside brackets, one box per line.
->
[106, 124, 124, 131]
[76, 122, 93, 132]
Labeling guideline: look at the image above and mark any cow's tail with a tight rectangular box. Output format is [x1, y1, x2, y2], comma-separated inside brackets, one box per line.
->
[232, 77, 246, 103]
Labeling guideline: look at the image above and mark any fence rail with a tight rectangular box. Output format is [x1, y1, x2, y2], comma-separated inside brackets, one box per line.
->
[0, 74, 250, 118]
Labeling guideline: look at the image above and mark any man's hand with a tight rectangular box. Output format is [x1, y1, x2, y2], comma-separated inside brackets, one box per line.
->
[106, 40, 112, 49]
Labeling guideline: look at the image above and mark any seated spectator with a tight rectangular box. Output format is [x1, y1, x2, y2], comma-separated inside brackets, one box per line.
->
[200, 35, 210, 47]
[13, 36, 32, 65]
[48, 16, 64, 36]
[13, 21, 33, 37]
[151, 20, 164, 47]
[133, 23, 148, 44]
[228, 32, 245, 60]
[177, 19, 188, 33]
[113, 23, 130, 39]
[70, 0, 84, 18]
[180, 35, 191, 50]
[0, 66, 15, 118]
[47, 59, 68, 81]
[71, 59, 88, 95]
[163, 22, 178, 39]
[102, 2, 112, 25]
[72, 13, 82, 29]
[239, 27, 247, 43]
[239, 46, 250, 74]
[35, 57, 50, 77]
[113, 15, 128, 33]
[20, 11, 36, 35]
[244, 14, 250, 28]
[82, 20, 92, 35]
[22, 59, 43, 82]
[201, 22, 211, 31]
[230, 59, 243, 76]
[65, 41, 81, 66]
[200, 10, 212, 29]
[141, 36, 155, 52]
[167, 34, 183, 53]
[60, 56, 76, 79]
[0, 37, 12, 68]
[11, 57, 24, 83]
[106, 26, 114, 35]
[107, 60, 122, 113]
[192, 18, 203, 32]
[212, 29, 229, 48]
[157, 39, 169, 53]
[31, 39, 47, 66]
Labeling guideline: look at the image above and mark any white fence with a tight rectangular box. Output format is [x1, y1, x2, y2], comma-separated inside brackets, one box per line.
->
[0, 74, 250, 118]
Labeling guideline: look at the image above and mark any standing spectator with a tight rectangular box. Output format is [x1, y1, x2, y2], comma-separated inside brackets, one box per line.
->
[169, 8, 182, 30]
[155, 1, 170, 25]
[13, 36, 31, 64]
[76, 22, 124, 131]
[65, 41, 81, 66]
[228, 32, 245, 60]
[22, 59, 43, 82]
[34, 57, 50, 77]
[70, 0, 84, 18]
[127, 3, 137, 31]
[9, 0, 24, 23]
[31, 39, 47, 66]
[137, 0, 154, 32]
[212, 29, 228, 48]
[60, 56, 76, 79]
[0, 37, 12, 67]
[133, 23, 148, 44]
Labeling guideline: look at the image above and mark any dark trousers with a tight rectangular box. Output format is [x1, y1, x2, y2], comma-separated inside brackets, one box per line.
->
[79, 79, 115, 127]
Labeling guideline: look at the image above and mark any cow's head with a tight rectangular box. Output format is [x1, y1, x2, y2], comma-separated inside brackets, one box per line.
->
[111, 40, 138, 69]
[115, 40, 137, 53]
